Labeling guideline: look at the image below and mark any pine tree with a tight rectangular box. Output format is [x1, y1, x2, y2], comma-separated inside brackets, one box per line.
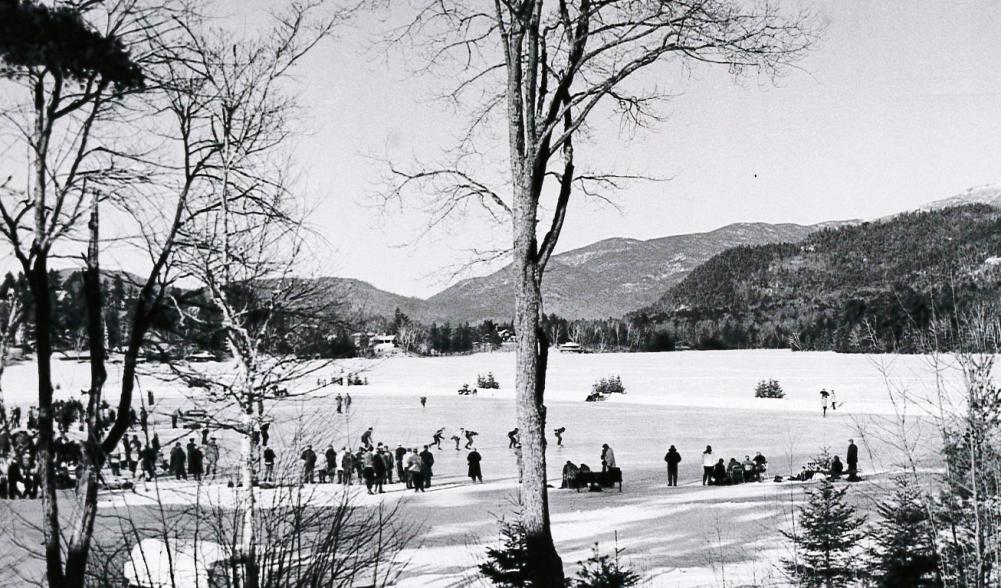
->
[783, 479, 867, 588]
[572, 542, 640, 588]
[480, 519, 533, 587]
[871, 476, 941, 587]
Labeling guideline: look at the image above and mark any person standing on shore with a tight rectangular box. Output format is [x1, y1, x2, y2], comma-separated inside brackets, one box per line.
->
[263, 446, 276, 482]
[406, 448, 424, 492]
[601, 444, 616, 472]
[467, 448, 483, 482]
[847, 438, 859, 480]
[665, 445, 681, 487]
[702, 446, 714, 486]
[420, 445, 435, 488]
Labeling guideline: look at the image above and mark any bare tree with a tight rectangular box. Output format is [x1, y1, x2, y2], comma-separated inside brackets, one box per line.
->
[155, 7, 340, 586]
[0, 1, 193, 584]
[385, 1, 816, 582]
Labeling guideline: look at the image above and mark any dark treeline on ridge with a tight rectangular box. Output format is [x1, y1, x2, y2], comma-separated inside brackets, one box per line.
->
[636, 204, 1001, 353]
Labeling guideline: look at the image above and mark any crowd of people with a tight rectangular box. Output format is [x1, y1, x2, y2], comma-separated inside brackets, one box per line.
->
[288, 430, 487, 494]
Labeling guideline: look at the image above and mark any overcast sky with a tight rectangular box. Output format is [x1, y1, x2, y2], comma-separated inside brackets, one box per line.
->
[109, 0, 1001, 298]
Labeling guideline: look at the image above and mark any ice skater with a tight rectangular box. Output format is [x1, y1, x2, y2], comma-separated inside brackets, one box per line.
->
[820, 389, 830, 417]
[432, 427, 445, 449]
[554, 427, 565, 447]
[464, 429, 478, 449]
[507, 427, 520, 448]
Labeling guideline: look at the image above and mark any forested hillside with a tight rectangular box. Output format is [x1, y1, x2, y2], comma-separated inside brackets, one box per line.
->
[637, 205, 1001, 352]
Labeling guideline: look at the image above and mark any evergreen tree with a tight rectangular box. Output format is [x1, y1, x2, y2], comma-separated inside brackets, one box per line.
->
[783, 479, 867, 588]
[480, 519, 532, 587]
[871, 476, 941, 587]
[572, 543, 640, 588]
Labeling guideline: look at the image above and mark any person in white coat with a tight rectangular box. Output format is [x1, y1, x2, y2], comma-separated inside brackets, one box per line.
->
[601, 443, 616, 472]
[702, 445, 714, 486]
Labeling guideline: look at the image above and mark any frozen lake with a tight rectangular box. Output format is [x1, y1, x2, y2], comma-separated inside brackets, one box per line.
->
[0, 349, 964, 585]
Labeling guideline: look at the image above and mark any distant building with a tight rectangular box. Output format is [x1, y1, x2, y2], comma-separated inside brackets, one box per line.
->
[371, 334, 398, 354]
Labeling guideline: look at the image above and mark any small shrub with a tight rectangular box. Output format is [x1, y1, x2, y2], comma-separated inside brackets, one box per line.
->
[592, 375, 625, 396]
[572, 542, 641, 588]
[754, 378, 785, 398]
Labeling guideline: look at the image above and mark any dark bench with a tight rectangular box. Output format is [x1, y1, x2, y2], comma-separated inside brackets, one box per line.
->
[572, 467, 622, 492]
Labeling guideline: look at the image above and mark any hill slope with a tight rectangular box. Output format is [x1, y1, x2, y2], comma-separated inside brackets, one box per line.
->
[425, 221, 848, 322]
[638, 204, 1001, 352]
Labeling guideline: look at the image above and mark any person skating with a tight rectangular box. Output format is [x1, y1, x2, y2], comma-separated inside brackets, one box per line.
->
[420, 445, 435, 489]
[361, 427, 374, 450]
[600, 443, 616, 472]
[554, 427, 565, 447]
[301, 445, 317, 484]
[452, 428, 464, 450]
[464, 429, 478, 449]
[345, 393, 352, 410]
[820, 388, 830, 417]
[170, 443, 187, 480]
[664, 445, 681, 487]
[467, 447, 483, 482]
[847, 438, 859, 481]
[507, 428, 520, 448]
[432, 427, 445, 450]
[702, 446, 714, 486]
[335, 393, 343, 414]
[829, 389, 838, 412]
[420, 396, 427, 408]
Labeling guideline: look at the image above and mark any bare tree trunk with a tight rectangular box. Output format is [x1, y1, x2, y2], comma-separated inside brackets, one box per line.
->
[513, 183, 563, 584]
[241, 400, 259, 588]
[64, 195, 107, 586]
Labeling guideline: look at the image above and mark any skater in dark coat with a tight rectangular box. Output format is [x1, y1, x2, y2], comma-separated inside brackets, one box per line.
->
[664, 445, 681, 487]
[554, 427, 565, 447]
[467, 448, 483, 482]
[507, 428, 519, 448]
[361, 427, 374, 449]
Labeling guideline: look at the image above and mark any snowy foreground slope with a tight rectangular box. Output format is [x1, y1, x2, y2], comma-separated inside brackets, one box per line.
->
[1, 350, 961, 586]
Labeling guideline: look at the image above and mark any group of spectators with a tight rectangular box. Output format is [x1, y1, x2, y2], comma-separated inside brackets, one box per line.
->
[697, 446, 769, 486]
[291, 426, 487, 493]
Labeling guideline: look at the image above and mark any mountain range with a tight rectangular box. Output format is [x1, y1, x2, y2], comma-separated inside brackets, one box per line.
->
[312, 182, 1001, 325]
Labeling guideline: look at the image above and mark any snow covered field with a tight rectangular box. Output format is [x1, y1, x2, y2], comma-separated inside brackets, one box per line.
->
[0, 350, 962, 585]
